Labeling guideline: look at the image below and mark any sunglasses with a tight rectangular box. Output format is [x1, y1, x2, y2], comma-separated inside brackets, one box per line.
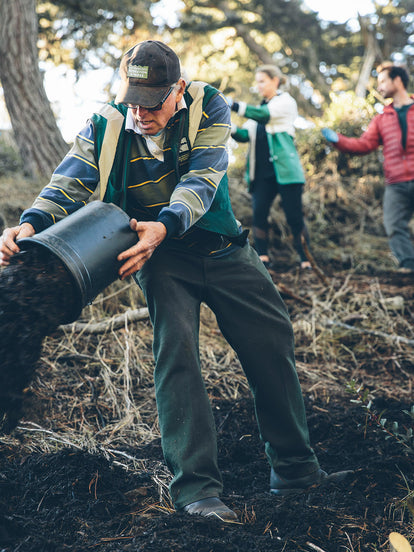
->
[125, 86, 174, 112]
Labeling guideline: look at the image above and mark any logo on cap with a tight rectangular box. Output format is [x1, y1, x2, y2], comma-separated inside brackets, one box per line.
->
[127, 65, 149, 79]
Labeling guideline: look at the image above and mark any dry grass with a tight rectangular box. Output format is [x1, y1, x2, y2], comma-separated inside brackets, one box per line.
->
[6, 263, 412, 448]
[1, 171, 414, 506]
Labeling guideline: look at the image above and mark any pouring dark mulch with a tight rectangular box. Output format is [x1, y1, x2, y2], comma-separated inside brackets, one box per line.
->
[0, 248, 75, 431]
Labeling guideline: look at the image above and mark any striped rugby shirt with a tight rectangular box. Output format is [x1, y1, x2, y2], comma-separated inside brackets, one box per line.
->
[21, 81, 243, 253]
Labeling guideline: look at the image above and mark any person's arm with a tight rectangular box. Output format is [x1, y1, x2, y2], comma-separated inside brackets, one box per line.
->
[1, 123, 99, 266]
[231, 101, 270, 124]
[232, 92, 298, 133]
[20, 123, 99, 233]
[322, 116, 382, 155]
[230, 123, 250, 143]
[225, 96, 251, 142]
[156, 92, 232, 236]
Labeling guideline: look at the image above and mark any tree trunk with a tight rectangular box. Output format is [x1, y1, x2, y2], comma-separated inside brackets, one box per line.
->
[0, 0, 68, 178]
[355, 15, 383, 98]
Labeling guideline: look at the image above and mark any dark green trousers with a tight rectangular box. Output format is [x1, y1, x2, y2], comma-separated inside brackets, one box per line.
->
[135, 242, 319, 510]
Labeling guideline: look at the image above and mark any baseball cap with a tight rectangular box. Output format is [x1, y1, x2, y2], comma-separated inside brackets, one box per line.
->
[115, 40, 181, 108]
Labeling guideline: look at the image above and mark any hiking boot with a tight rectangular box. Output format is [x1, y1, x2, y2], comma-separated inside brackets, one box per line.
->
[270, 467, 353, 496]
[183, 497, 238, 522]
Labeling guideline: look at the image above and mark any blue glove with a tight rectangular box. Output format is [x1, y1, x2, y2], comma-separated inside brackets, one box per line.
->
[322, 128, 339, 143]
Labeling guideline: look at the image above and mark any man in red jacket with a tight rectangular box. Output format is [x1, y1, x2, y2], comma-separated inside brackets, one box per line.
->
[322, 64, 414, 273]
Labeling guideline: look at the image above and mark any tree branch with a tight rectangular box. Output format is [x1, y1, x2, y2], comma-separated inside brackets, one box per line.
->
[57, 307, 149, 334]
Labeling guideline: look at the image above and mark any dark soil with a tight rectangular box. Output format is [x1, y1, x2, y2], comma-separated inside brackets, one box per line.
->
[0, 250, 413, 551]
[0, 393, 413, 551]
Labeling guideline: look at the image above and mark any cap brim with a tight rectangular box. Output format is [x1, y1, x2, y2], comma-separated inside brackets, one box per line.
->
[115, 81, 170, 108]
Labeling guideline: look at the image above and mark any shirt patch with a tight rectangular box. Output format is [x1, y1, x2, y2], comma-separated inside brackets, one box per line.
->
[127, 65, 149, 79]
[179, 136, 191, 164]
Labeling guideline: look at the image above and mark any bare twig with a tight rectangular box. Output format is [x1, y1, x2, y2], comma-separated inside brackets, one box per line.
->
[277, 281, 312, 306]
[57, 307, 150, 334]
[324, 319, 414, 348]
[306, 542, 328, 552]
[91, 282, 134, 304]
[268, 270, 312, 306]
[301, 235, 330, 286]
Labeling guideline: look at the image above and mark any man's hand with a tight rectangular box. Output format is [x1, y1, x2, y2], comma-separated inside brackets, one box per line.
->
[117, 219, 167, 280]
[0, 223, 35, 266]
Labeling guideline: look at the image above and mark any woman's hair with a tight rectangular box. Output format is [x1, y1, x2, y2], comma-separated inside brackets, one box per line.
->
[256, 64, 287, 86]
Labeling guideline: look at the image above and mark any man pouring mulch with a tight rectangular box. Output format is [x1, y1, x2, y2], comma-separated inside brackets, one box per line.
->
[0, 39, 352, 522]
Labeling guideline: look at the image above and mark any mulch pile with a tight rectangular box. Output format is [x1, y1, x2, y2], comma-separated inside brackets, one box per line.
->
[0, 394, 412, 551]
[0, 248, 75, 431]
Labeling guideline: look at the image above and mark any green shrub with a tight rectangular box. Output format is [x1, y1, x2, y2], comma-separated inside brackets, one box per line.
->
[297, 91, 382, 178]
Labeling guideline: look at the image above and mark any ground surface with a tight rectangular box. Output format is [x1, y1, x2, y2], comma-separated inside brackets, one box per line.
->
[0, 393, 412, 552]
[1, 258, 413, 552]
[1, 171, 414, 551]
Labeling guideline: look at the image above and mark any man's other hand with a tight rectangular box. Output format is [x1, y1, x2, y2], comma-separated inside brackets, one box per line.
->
[117, 219, 167, 279]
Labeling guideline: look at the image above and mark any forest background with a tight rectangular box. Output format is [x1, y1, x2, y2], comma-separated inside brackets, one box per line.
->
[1, 0, 414, 180]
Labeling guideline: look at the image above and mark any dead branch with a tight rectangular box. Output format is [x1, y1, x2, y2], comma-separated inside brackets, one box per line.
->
[268, 270, 312, 306]
[302, 235, 331, 286]
[323, 319, 414, 348]
[306, 543, 328, 552]
[277, 281, 312, 306]
[58, 307, 149, 334]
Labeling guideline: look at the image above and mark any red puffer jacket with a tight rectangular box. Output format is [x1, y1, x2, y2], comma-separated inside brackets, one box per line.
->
[335, 100, 414, 184]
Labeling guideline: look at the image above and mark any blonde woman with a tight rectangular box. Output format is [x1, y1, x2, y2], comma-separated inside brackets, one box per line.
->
[231, 65, 311, 270]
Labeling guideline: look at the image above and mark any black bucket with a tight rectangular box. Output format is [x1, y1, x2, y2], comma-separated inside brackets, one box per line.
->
[18, 201, 137, 323]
